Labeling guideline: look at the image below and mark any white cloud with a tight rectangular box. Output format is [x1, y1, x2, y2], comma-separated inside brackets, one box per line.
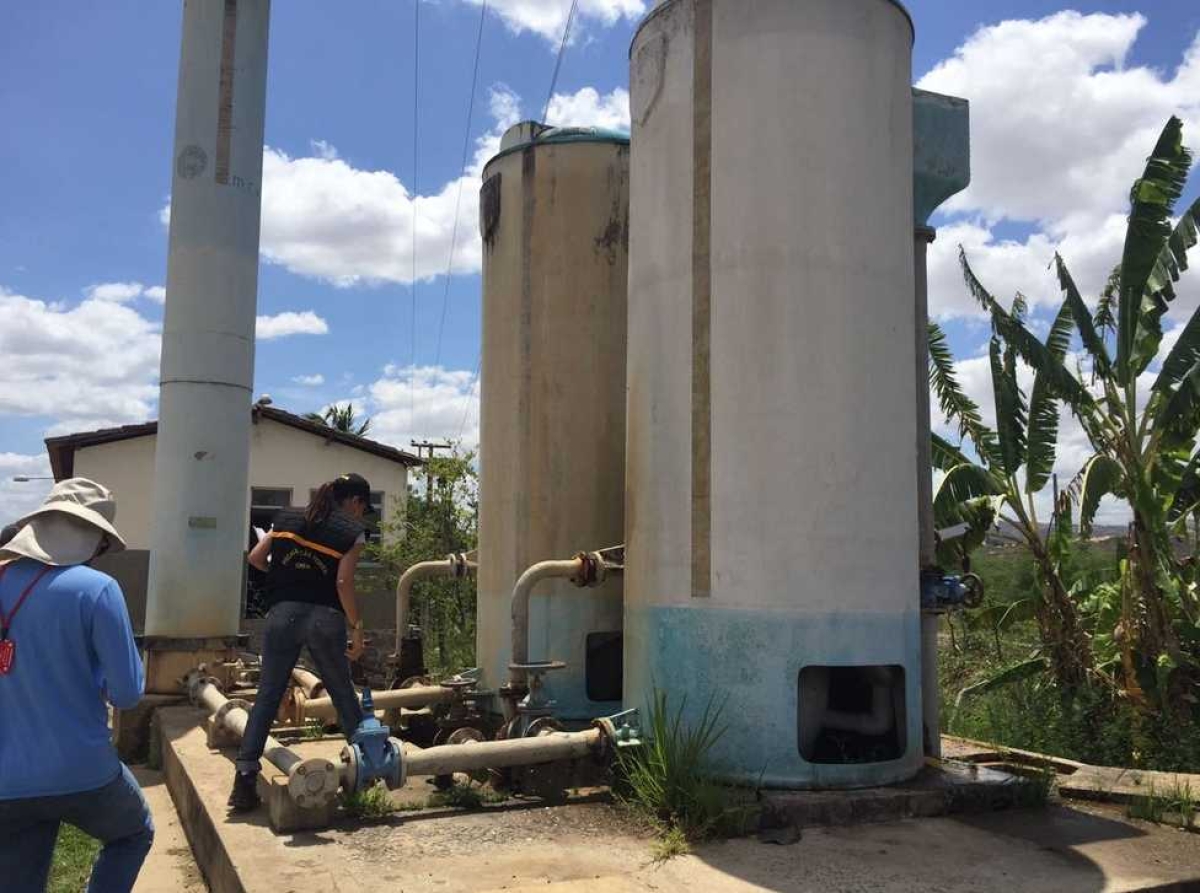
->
[918, 14, 1200, 321]
[167, 83, 624, 290]
[545, 87, 630, 131]
[0, 286, 160, 427]
[292, 373, 325, 386]
[85, 282, 167, 304]
[0, 453, 53, 526]
[361, 365, 480, 450]
[461, 0, 645, 44]
[256, 311, 329, 340]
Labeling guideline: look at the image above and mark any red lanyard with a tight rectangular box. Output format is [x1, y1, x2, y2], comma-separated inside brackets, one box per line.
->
[0, 564, 54, 641]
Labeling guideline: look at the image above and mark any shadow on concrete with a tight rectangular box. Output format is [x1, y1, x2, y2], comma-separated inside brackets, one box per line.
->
[955, 803, 1147, 848]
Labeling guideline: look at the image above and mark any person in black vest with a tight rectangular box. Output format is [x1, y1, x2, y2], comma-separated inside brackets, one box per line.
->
[228, 473, 374, 812]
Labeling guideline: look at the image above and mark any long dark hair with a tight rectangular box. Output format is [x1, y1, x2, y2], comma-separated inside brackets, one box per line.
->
[304, 482, 338, 531]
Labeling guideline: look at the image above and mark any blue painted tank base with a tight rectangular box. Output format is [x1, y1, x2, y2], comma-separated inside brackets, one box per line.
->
[623, 604, 925, 789]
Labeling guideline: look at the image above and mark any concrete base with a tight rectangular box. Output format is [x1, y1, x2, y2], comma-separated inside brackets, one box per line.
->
[114, 694, 187, 762]
[758, 760, 1040, 830]
[156, 706, 1200, 892]
[142, 636, 244, 694]
[262, 773, 337, 834]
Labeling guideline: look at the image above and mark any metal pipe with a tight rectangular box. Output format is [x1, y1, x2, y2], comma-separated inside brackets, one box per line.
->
[301, 685, 455, 721]
[915, 226, 941, 759]
[394, 552, 476, 659]
[188, 672, 340, 807]
[509, 558, 585, 684]
[291, 667, 324, 699]
[405, 728, 602, 777]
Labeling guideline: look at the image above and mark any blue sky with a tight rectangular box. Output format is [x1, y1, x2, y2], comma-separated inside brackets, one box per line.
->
[1, 0, 1199, 522]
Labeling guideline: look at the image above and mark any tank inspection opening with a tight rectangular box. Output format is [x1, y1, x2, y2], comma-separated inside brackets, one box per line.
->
[798, 665, 907, 765]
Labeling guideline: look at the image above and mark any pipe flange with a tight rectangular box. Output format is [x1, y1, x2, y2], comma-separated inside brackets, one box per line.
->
[187, 674, 222, 704]
[525, 717, 565, 738]
[340, 743, 360, 793]
[288, 758, 340, 808]
[213, 698, 252, 726]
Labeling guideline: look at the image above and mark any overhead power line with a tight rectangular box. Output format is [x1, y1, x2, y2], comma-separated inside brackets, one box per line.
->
[432, 0, 489, 371]
[541, 0, 579, 124]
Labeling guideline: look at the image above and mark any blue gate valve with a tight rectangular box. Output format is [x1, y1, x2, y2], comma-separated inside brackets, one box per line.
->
[341, 688, 406, 793]
[920, 571, 984, 613]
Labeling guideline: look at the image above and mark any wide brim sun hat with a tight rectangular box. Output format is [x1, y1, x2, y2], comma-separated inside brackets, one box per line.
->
[3, 478, 128, 565]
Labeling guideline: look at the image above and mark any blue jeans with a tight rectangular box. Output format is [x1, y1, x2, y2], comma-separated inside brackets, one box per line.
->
[237, 601, 365, 773]
[0, 764, 154, 893]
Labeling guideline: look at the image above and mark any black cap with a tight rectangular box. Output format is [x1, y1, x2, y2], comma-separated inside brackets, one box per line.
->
[332, 473, 374, 514]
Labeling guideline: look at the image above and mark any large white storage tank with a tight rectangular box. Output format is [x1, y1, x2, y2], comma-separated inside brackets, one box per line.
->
[624, 0, 922, 787]
[476, 123, 630, 720]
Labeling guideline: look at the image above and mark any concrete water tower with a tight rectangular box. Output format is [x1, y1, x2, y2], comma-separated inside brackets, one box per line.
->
[476, 123, 630, 720]
[624, 0, 922, 787]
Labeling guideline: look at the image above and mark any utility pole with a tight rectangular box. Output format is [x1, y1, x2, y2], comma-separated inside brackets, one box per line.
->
[411, 440, 452, 500]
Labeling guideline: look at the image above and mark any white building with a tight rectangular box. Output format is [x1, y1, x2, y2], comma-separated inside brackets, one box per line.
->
[44, 405, 420, 550]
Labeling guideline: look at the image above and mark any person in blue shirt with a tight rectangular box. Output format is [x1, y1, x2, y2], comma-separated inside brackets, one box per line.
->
[0, 478, 153, 893]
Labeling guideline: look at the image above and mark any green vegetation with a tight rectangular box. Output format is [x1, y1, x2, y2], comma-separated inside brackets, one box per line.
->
[650, 826, 692, 862]
[343, 782, 399, 820]
[1127, 780, 1196, 829]
[370, 451, 478, 675]
[49, 825, 100, 893]
[615, 691, 755, 853]
[427, 780, 507, 810]
[935, 117, 1200, 771]
[304, 402, 372, 436]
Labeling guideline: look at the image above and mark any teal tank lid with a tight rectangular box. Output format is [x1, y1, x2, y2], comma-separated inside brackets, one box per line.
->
[485, 121, 630, 169]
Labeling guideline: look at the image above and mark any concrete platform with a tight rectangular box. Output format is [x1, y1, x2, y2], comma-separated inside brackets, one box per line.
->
[156, 707, 1200, 893]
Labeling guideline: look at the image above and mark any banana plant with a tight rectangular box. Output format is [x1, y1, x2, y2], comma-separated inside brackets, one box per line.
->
[929, 308, 1094, 690]
[960, 117, 1200, 711]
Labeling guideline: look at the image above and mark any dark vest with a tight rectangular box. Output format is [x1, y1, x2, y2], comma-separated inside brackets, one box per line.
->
[265, 508, 365, 611]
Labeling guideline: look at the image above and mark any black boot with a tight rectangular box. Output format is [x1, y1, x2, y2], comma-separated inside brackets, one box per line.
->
[228, 770, 261, 812]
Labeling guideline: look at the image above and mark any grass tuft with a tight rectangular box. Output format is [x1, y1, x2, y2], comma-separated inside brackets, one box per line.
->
[49, 825, 100, 893]
[615, 690, 755, 857]
[1128, 781, 1196, 829]
[427, 781, 507, 810]
[650, 825, 692, 862]
[343, 782, 398, 820]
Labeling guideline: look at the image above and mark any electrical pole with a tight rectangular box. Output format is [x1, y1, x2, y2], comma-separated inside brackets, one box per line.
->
[411, 440, 452, 500]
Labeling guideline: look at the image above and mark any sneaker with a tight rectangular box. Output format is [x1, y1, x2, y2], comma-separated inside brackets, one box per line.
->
[228, 771, 261, 812]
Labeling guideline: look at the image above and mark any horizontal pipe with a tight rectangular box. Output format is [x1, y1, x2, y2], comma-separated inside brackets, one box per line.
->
[405, 728, 602, 777]
[291, 667, 324, 699]
[189, 673, 337, 804]
[301, 685, 455, 720]
[509, 558, 585, 685]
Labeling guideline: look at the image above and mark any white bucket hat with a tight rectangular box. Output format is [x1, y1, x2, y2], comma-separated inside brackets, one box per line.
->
[1, 478, 127, 566]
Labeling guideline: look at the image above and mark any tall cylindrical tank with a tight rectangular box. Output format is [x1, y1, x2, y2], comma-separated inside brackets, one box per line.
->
[624, 0, 921, 787]
[145, 0, 271, 637]
[476, 123, 630, 720]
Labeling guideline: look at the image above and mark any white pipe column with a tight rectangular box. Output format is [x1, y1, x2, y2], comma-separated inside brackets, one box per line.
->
[916, 227, 941, 759]
[145, 0, 271, 637]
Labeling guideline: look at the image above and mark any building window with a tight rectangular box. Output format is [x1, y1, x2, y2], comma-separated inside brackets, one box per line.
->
[251, 487, 292, 509]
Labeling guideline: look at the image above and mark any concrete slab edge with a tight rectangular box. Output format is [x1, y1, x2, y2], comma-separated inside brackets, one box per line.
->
[156, 707, 248, 893]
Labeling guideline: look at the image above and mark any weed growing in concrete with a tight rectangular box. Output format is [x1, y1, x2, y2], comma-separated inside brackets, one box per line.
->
[650, 826, 692, 862]
[427, 781, 507, 810]
[615, 689, 751, 850]
[1012, 764, 1057, 809]
[343, 782, 398, 820]
[1127, 781, 1196, 830]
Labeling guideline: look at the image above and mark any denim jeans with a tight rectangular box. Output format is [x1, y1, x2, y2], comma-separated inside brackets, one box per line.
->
[0, 763, 154, 893]
[236, 601, 365, 773]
